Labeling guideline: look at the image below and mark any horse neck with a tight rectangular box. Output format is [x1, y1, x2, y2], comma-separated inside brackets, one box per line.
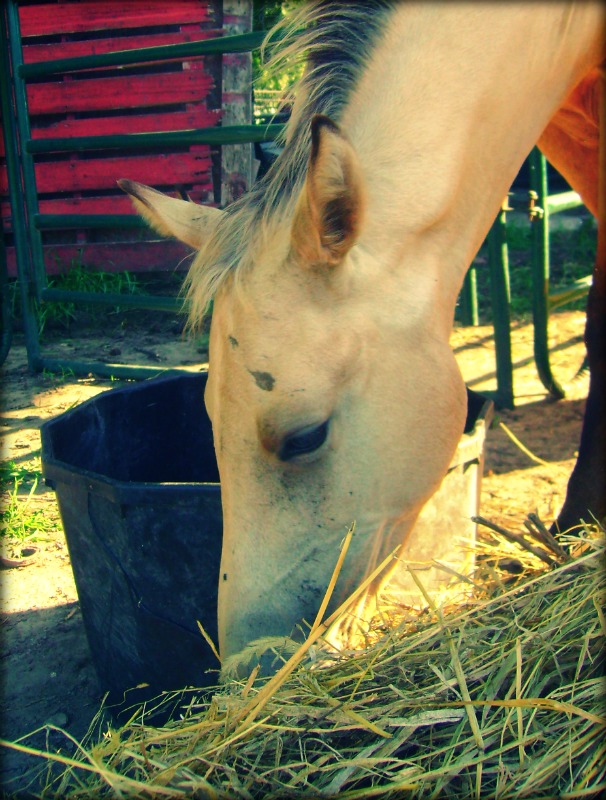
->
[335, 2, 604, 327]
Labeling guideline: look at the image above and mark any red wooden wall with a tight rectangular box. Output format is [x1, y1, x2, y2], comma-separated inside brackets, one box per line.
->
[0, 0, 252, 276]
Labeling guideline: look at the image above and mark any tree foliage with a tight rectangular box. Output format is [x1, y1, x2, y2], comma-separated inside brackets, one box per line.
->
[252, 0, 304, 98]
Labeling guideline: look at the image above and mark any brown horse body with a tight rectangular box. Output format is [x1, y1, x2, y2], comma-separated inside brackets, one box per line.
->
[539, 66, 605, 532]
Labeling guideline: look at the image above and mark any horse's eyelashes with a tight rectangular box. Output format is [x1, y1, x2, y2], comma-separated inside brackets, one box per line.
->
[279, 420, 330, 462]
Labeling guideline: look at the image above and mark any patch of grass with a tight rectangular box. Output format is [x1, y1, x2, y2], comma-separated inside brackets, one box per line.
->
[7, 262, 134, 330]
[41, 366, 76, 384]
[1, 460, 57, 550]
[38, 258, 140, 334]
[0, 476, 57, 544]
[0, 459, 43, 487]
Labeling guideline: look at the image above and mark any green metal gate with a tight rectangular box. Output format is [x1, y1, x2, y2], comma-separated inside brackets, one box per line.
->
[0, 0, 283, 379]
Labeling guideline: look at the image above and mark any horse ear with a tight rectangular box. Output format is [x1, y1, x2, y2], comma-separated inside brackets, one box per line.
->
[291, 115, 365, 266]
[118, 179, 223, 250]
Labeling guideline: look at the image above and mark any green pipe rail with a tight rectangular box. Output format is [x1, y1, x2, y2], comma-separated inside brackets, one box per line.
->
[25, 125, 285, 156]
[528, 148, 589, 400]
[18, 30, 272, 78]
[0, 232, 13, 365]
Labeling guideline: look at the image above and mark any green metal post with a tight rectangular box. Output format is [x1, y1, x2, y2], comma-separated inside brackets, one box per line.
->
[0, 230, 13, 366]
[4, 0, 48, 298]
[528, 147, 566, 399]
[486, 203, 514, 408]
[459, 266, 479, 327]
[0, 1, 42, 370]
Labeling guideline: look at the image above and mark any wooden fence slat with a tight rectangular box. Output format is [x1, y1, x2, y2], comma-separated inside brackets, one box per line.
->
[22, 30, 222, 64]
[0, 110, 221, 158]
[1, 190, 214, 225]
[5, 240, 195, 277]
[26, 70, 214, 116]
[0, 153, 212, 195]
[19, 1, 211, 37]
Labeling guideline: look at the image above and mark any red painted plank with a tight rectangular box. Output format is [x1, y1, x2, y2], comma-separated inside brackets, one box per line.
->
[1, 191, 214, 224]
[0, 152, 211, 196]
[26, 70, 214, 116]
[5, 240, 195, 277]
[23, 30, 222, 64]
[19, 2, 211, 38]
[52, 190, 212, 216]
[0, 110, 221, 159]
[35, 109, 221, 139]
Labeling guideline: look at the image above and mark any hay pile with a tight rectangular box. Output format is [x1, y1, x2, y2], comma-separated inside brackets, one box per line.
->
[6, 525, 606, 799]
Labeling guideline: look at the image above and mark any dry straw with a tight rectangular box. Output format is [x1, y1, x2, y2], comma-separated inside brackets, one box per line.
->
[3, 521, 605, 799]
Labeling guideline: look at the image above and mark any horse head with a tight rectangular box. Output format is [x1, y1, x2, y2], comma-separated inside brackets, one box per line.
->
[120, 115, 467, 672]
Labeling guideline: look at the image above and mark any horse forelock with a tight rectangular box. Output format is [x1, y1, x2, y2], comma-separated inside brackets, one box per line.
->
[184, 0, 395, 329]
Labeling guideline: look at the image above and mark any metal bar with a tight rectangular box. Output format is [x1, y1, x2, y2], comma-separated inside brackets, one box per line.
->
[459, 266, 479, 327]
[41, 287, 185, 314]
[4, 0, 49, 301]
[546, 191, 583, 216]
[0, 1, 43, 370]
[486, 205, 514, 409]
[26, 124, 285, 155]
[39, 356, 196, 381]
[549, 275, 591, 312]
[0, 229, 13, 366]
[19, 30, 270, 78]
[529, 148, 566, 399]
[35, 214, 147, 231]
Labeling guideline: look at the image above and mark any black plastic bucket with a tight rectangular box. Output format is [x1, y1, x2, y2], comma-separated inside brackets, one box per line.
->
[41, 372, 222, 711]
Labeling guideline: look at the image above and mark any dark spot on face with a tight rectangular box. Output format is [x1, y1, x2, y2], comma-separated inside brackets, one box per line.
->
[248, 370, 276, 392]
[223, 573, 228, 581]
[228, 335, 239, 349]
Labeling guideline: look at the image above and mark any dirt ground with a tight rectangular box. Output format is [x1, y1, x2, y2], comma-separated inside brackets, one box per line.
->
[0, 308, 590, 796]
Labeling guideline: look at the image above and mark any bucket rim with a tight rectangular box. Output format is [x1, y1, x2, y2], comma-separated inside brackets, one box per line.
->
[40, 371, 218, 504]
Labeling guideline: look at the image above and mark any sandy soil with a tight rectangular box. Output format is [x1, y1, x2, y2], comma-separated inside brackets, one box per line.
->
[0, 309, 589, 796]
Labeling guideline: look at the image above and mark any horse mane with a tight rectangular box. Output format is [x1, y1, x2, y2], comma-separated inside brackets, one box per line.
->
[184, 0, 394, 327]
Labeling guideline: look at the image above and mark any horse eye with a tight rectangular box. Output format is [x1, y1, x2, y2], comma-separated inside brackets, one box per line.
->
[279, 419, 330, 461]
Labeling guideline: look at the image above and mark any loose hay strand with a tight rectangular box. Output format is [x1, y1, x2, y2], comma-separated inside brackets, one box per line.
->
[197, 620, 221, 665]
[515, 636, 525, 767]
[496, 420, 554, 466]
[310, 521, 355, 633]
